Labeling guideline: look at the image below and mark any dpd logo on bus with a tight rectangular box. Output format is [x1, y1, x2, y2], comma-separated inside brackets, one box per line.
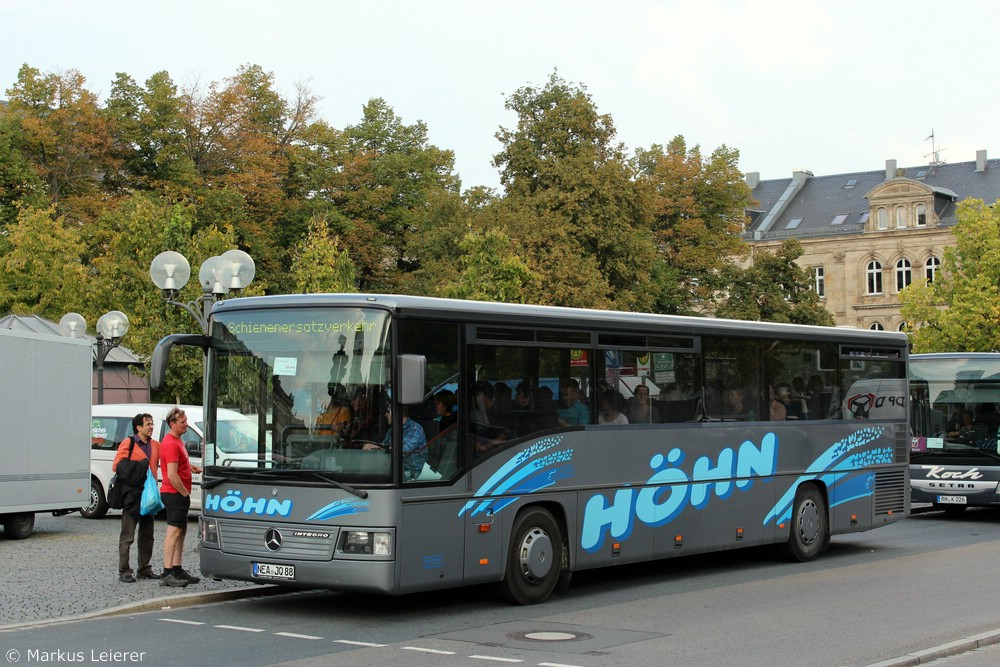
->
[847, 393, 875, 419]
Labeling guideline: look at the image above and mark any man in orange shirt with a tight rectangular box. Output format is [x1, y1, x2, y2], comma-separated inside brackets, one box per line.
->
[113, 413, 159, 583]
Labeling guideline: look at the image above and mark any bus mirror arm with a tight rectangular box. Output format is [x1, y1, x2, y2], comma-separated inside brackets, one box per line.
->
[150, 334, 210, 390]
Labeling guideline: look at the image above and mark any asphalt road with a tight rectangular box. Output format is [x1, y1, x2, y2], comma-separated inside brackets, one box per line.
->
[3, 506, 1000, 666]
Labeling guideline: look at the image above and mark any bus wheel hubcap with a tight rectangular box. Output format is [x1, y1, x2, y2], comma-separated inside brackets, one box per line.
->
[798, 500, 819, 544]
[518, 528, 552, 583]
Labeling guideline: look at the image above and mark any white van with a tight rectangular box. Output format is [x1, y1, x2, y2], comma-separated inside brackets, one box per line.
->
[83, 404, 263, 519]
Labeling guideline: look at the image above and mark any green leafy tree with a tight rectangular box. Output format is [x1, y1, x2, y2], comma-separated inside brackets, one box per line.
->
[81, 194, 250, 404]
[0, 111, 47, 230]
[327, 98, 461, 292]
[4, 65, 115, 211]
[104, 70, 197, 194]
[901, 199, 1000, 351]
[716, 239, 834, 325]
[0, 205, 88, 317]
[404, 185, 484, 297]
[635, 136, 753, 314]
[445, 226, 537, 303]
[492, 72, 658, 311]
[289, 214, 357, 293]
[83, 196, 192, 403]
[178, 65, 322, 280]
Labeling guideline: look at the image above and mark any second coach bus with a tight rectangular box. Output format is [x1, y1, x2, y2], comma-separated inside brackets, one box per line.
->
[910, 353, 1000, 513]
[152, 294, 909, 604]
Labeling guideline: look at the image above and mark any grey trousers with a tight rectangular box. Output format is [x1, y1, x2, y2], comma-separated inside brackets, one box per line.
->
[118, 510, 155, 575]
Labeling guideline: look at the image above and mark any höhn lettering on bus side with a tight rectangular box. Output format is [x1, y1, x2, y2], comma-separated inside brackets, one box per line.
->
[205, 489, 293, 517]
[580, 426, 892, 552]
[580, 433, 779, 553]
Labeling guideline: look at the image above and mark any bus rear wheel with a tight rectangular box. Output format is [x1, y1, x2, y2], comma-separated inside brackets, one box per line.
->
[498, 507, 562, 605]
[778, 485, 828, 562]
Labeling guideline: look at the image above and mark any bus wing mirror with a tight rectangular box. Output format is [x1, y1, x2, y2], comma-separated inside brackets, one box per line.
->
[398, 354, 426, 405]
[150, 334, 210, 390]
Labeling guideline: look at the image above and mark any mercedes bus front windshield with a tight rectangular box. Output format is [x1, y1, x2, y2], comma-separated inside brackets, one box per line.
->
[207, 307, 393, 485]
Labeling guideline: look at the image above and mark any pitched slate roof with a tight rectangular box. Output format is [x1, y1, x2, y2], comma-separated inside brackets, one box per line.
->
[0, 314, 142, 363]
[746, 157, 1000, 241]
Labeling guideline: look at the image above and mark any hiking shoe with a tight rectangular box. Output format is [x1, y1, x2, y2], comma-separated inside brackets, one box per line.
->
[137, 570, 161, 580]
[174, 568, 201, 584]
[159, 573, 189, 587]
[119, 573, 137, 583]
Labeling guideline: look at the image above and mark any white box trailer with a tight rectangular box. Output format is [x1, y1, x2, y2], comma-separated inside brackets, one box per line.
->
[0, 327, 91, 538]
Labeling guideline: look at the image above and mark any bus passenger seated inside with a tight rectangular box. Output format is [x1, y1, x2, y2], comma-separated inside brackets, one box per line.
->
[471, 381, 510, 457]
[721, 387, 756, 421]
[362, 405, 427, 480]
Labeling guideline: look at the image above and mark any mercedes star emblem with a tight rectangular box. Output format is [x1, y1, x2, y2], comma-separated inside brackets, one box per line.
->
[264, 528, 283, 551]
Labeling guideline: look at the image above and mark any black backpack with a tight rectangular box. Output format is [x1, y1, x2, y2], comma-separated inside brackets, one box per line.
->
[107, 437, 147, 510]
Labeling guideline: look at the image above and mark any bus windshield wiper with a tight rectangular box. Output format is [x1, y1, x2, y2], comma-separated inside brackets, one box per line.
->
[970, 446, 1000, 462]
[297, 470, 368, 499]
[203, 467, 298, 489]
[202, 467, 367, 498]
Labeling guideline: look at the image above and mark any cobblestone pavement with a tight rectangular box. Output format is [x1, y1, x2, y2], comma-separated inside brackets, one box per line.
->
[1, 510, 267, 627]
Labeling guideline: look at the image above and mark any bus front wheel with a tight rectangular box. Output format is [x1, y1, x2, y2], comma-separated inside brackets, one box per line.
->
[498, 507, 562, 605]
[778, 485, 828, 562]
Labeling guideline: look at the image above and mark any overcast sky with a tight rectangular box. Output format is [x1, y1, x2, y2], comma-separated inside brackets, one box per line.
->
[2, 0, 997, 191]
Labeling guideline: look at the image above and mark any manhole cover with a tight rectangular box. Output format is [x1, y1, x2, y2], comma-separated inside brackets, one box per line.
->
[507, 630, 593, 643]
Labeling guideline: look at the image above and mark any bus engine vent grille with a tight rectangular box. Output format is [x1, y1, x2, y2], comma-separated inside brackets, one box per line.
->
[874, 470, 906, 515]
[894, 423, 909, 462]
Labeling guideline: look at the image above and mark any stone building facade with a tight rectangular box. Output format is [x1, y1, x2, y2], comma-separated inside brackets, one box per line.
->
[744, 151, 1000, 329]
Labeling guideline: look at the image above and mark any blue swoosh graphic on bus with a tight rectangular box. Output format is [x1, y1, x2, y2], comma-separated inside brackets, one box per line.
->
[763, 426, 890, 526]
[307, 497, 370, 521]
[459, 436, 574, 518]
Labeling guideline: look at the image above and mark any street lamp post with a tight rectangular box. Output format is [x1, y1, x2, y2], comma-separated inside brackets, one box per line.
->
[59, 310, 130, 405]
[149, 249, 256, 335]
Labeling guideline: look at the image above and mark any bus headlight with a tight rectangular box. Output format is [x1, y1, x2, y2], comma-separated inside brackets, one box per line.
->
[200, 517, 219, 547]
[342, 530, 392, 556]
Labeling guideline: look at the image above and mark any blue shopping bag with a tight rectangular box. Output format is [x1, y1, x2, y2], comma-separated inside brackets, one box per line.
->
[139, 468, 165, 516]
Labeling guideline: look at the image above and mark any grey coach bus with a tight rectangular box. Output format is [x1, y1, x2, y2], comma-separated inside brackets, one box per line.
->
[151, 294, 909, 604]
[910, 353, 1000, 513]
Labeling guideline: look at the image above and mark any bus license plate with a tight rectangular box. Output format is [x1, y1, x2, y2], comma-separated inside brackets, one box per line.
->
[252, 562, 295, 580]
[936, 495, 968, 505]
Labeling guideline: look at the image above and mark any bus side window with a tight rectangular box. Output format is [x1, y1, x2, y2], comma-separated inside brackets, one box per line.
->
[398, 319, 460, 482]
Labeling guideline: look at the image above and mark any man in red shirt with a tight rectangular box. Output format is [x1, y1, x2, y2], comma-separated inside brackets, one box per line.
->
[113, 413, 159, 582]
[159, 407, 203, 587]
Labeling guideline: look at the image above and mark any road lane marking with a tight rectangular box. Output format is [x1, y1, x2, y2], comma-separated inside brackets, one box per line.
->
[275, 632, 323, 640]
[469, 657, 523, 663]
[402, 647, 457, 655]
[333, 640, 387, 647]
[215, 624, 266, 632]
[159, 619, 205, 625]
